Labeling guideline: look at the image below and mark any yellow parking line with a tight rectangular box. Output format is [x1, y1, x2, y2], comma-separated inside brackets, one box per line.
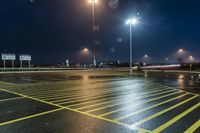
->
[0, 87, 151, 132]
[85, 90, 179, 113]
[28, 86, 105, 96]
[64, 106, 152, 133]
[129, 95, 198, 129]
[0, 97, 24, 102]
[49, 85, 168, 103]
[0, 88, 63, 108]
[84, 90, 177, 113]
[99, 91, 183, 117]
[27, 80, 145, 96]
[22, 78, 49, 83]
[184, 120, 200, 133]
[24, 86, 79, 94]
[148, 81, 199, 97]
[76, 89, 174, 110]
[58, 87, 171, 105]
[0, 108, 64, 127]
[26, 80, 162, 97]
[37, 86, 135, 100]
[32, 84, 162, 100]
[31, 82, 141, 97]
[0, 81, 17, 86]
[153, 103, 200, 132]
[49, 88, 134, 103]
[26, 83, 161, 100]
[114, 93, 190, 121]
[68, 88, 173, 108]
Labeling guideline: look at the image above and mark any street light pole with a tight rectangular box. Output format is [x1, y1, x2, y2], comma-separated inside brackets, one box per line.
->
[126, 18, 138, 72]
[129, 23, 133, 70]
[89, 0, 97, 68]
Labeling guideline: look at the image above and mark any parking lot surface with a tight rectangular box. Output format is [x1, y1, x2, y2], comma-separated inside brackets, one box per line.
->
[0, 70, 199, 133]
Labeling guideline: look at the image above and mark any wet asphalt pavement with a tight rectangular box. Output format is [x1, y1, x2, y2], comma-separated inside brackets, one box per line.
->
[0, 70, 199, 133]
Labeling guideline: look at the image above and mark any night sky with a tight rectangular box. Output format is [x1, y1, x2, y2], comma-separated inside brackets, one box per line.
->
[0, 0, 200, 64]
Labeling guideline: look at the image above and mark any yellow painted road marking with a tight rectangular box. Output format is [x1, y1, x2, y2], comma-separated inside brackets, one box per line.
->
[33, 84, 164, 100]
[51, 89, 135, 103]
[0, 87, 151, 132]
[28, 85, 105, 97]
[85, 90, 179, 113]
[148, 81, 199, 97]
[22, 85, 79, 93]
[114, 93, 189, 121]
[0, 88, 63, 108]
[99, 91, 183, 117]
[50, 86, 168, 103]
[184, 120, 200, 133]
[129, 95, 198, 129]
[24, 78, 160, 95]
[32, 84, 162, 98]
[22, 78, 48, 83]
[0, 108, 64, 127]
[64, 106, 152, 133]
[0, 81, 17, 86]
[0, 97, 24, 102]
[153, 103, 200, 132]
[76, 87, 171, 110]
[38, 85, 137, 100]
[58, 87, 172, 105]
[26, 80, 146, 96]
[30, 83, 140, 97]
[68, 89, 175, 108]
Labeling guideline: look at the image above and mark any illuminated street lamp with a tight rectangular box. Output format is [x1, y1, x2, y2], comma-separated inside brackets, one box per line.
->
[144, 54, 148, 58]
[189, 55, 194, 64]
[177, 48, 185, 65]
[178, 48, 184, 53]
[89, 0, 98, 3]
[89, 0, 98, 68]
[189, 55, 193, 61]
[83, 48, 89, 53]
[126, 18, 139, 72]
[82, 48, 90, 67]
[143, 54, 149, 65]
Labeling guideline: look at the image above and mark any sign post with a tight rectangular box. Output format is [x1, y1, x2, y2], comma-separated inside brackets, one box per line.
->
[19, 55, 31, 68]
[28, 60, 30, 68]
[3, 60, 5, 69]
[12, 60, 14, 68]
[1, 53, 16, 69]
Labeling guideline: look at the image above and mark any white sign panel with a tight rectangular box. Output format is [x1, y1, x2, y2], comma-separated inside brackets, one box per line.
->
[1, 53, 16, 60]
[19, 55, 31, 61]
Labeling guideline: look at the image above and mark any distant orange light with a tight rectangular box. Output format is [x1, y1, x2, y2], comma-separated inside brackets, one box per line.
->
[178, 49, 184, 52]
[179, 75, 184, 79]
[83, 48, 89, 52]
[189, 55, 193, 61]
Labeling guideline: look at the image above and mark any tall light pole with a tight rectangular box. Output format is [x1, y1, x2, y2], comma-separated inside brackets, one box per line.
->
[126, 18, 138, 72]
[89, 0, 98, 68]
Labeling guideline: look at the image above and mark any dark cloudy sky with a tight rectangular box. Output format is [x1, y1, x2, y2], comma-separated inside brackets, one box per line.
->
[0, 0, 200, 64]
